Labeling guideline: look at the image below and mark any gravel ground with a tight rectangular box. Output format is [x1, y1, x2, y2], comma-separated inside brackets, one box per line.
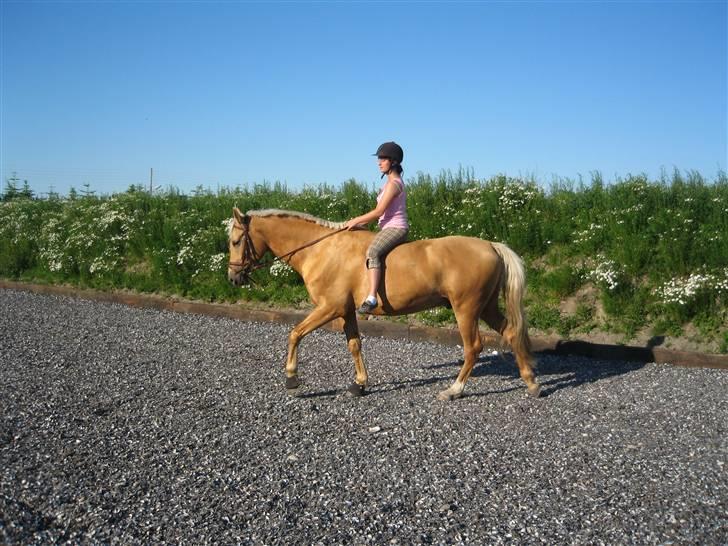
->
[1, 289, 726, 545]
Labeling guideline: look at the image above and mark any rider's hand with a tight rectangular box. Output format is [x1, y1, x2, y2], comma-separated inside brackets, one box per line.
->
[344, 219, 363, 230]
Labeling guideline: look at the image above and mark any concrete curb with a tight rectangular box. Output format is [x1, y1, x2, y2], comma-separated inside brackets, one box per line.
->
[2, 280, 727, 370]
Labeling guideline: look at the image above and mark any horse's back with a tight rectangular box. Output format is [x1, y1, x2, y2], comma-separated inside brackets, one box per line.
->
[392, 235, 500, 269]
[385, 236, 503, 304]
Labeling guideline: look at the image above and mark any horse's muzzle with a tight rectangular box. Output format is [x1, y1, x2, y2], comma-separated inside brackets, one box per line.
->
[228, 269, 247, 287]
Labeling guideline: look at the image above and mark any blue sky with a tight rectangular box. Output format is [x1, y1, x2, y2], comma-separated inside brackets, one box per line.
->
[1, 1, 726, 197]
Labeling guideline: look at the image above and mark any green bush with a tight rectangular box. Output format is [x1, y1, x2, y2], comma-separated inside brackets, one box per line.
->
[2, 171, 726, 350]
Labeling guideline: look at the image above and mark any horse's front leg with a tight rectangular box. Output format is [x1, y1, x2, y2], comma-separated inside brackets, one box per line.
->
[343, 310, 368, 396]
[285, 305, 339, 391]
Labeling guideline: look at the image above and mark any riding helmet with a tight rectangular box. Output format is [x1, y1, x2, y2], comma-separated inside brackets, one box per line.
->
[373, 142, 404, 164]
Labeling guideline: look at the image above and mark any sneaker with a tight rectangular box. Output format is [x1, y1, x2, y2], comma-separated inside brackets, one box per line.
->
[357, 299, 378, 315]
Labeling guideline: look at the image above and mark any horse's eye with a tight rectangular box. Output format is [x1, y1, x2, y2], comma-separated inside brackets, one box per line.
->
[233, 239, 242, 246]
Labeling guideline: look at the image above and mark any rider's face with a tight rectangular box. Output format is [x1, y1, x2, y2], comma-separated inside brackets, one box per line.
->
[378, 156, 391, 174]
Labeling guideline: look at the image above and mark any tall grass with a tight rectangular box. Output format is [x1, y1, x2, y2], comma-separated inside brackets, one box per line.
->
[2, 170, 727, 349]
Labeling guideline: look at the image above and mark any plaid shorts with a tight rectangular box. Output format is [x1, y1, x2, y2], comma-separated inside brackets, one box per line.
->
[365, 227, 409, 269]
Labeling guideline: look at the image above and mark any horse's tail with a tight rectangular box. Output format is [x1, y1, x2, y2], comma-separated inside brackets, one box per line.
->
[491, 242, 534, 364]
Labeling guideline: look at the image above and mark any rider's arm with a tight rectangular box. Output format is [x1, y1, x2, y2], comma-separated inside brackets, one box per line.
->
[344, 181, 401, 230]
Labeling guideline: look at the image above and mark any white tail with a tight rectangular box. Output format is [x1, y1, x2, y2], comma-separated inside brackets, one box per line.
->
[491, 242, 533, 360]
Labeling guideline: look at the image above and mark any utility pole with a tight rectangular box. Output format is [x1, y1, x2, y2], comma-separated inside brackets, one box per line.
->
[80, 182, 95, 198]
[149, 168, 154, 194]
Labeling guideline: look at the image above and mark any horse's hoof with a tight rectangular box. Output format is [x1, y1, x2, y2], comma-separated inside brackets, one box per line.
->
[527, 384, 542, 398]
[437, 389, 462, 402]
[286, 376, 301, 390]
[347, 383, 366, 397]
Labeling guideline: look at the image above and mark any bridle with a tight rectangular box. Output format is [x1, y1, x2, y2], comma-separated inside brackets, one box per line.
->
[228, 215, 348, 282]
[228, 216, 265, 280]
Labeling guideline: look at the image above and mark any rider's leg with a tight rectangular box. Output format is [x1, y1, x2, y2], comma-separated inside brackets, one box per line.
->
[366, 267, 382, 302]
[358, 228, 408, 314]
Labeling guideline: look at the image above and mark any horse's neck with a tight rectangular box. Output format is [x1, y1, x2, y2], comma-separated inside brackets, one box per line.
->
[257, 216, 331, 260]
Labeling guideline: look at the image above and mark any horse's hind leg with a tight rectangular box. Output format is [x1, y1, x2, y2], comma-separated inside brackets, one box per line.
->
[437, 305, 483, 401]
[481, 303, 540, 397]
[343, 310, 368, 396]
[285, 304, 339, 391]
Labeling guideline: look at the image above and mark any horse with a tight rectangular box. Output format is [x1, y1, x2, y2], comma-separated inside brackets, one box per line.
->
[227, 208, 540, 401]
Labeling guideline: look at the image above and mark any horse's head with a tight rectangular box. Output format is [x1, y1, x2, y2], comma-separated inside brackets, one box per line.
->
[227, 207, 268, 286]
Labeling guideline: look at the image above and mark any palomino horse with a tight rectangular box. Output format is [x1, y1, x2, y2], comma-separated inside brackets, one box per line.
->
[228, 208, 540, 401]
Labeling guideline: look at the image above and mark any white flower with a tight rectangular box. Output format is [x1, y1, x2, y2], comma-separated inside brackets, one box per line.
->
[655, 271, 728, 306]
[585, 255, 621, 291]
[270, 258, 295, 278]
[177, 245, 192, 265]
[209, 253, 226, 271]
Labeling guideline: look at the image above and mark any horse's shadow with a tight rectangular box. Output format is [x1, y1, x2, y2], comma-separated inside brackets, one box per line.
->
[414, 352, 645, 398]
[297, 388, 340, 399]
[295, 351, 645, 399]
[535, 356, 645, 397]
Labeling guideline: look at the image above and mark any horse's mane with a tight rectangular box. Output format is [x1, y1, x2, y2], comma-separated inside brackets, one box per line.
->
[246, 209, 346, 230]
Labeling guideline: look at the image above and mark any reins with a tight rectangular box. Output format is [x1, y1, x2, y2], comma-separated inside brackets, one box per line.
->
[277, 226, 348, 262]
[228, 216, 347, 280]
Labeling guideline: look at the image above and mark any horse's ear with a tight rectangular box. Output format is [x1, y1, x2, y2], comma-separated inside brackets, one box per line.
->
[233, 207, 245, 224]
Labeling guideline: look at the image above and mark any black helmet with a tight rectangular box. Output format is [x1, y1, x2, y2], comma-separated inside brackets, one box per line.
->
[373, 141, 404, 164]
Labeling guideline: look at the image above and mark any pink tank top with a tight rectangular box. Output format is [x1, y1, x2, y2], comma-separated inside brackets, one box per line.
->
[377, 178, 409, 229]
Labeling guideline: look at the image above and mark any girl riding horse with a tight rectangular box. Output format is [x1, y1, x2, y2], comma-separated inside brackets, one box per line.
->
[345, 142, 409, 315]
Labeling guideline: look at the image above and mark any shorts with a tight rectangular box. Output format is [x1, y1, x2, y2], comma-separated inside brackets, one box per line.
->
[365, 228, 409, 269]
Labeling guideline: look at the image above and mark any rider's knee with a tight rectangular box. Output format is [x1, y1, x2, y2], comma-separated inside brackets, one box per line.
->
[365, 256, 382, 269]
